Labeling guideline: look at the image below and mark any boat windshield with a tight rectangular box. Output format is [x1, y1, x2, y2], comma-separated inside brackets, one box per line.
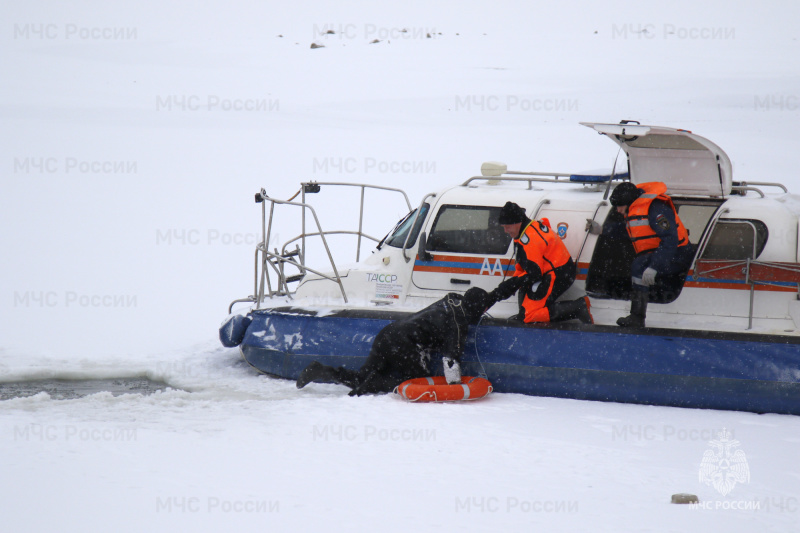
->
[382, 204, 430, 249]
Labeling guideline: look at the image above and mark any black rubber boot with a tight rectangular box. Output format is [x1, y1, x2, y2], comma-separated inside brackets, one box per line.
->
[549, 297, 594, 324]
[347, 369, 381, 396]
[575, 296, 594, 325]
[296, 361, 340, 388]
[617, 290, 648, 328]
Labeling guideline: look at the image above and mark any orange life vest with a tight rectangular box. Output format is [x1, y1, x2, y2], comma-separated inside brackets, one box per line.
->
[513, 219, 573, 278]
[625, 182, 690, 256]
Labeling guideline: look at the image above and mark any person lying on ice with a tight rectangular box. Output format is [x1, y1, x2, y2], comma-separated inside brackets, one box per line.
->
[489, 201, 593, 324]
[296, 287, 494, 396]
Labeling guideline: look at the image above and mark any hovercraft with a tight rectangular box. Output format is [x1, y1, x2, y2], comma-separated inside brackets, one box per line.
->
[220, 121, 800, 415]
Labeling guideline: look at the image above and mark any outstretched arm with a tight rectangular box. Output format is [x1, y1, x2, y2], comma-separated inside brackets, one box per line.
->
[491, 274, 526, 303]
[490, 243, 542, 304]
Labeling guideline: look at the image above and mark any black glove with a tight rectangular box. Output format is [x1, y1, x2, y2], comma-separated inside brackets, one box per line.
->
[491, 276, 525, 303]
[508, 312, 524, 322]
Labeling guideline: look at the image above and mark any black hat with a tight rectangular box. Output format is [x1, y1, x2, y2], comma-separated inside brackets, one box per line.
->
[498, 202, 527, 225]
[609, 182, 642, 207]
[462, 287, 492, 322]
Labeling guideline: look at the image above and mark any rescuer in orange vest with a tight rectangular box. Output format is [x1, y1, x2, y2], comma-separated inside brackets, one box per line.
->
[609, 182, 694, 327]
[487, 202, 593, 324]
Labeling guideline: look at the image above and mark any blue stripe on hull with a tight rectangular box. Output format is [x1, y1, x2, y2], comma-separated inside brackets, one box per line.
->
[240, 309, 800, 415]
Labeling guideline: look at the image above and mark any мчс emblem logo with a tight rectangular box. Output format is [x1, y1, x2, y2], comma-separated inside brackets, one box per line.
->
[557, 222, 568, 239]
[698, 429, 750, 496]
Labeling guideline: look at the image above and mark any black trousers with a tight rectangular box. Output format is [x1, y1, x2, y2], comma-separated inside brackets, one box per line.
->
[318, 328, 431, 395]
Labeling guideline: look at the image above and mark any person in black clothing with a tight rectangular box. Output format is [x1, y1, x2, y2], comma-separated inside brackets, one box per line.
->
[296, 287, 494, 396]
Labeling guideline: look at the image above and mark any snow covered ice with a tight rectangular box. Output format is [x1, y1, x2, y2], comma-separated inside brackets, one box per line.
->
[2, 1, 800, 531]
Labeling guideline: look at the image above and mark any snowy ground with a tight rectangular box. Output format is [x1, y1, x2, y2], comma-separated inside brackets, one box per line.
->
[2, 1, 800, 531]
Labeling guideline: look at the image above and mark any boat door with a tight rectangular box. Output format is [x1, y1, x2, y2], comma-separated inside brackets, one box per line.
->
[580, 122, 733, 197]
[411, 203, 514, 293]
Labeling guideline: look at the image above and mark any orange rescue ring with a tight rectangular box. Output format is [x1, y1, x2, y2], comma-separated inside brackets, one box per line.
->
[395, 376, 493, 402]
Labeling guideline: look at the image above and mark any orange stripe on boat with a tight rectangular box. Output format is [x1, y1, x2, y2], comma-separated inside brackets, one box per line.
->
[423, 255, 514, 265]
[683, 281, 797, 292]
[413, 266, 484, 275]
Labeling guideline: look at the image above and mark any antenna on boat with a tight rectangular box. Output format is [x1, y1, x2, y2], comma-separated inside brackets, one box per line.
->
[603, 146, 624, 200]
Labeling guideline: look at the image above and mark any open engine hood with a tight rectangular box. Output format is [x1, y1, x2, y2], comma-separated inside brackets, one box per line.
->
[581, 122, 733, 197]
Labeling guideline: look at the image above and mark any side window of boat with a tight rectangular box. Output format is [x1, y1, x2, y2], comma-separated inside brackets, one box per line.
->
[675, 203, 720, 245]
[384, 204, 430, 249]
[700, 220, 769, 260]
[425, 205, 511, 255]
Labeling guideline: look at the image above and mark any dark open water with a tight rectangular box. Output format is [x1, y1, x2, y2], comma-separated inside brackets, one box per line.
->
[0, 377, 173, 400]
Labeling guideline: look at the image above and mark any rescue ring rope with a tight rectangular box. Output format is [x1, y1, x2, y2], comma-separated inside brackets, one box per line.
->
[473, 312, 491, 378]
[394, 376, 493, 402]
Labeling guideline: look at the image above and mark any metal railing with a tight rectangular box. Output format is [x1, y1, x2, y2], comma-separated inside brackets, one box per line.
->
[228, 182, 411, 312]
[462, 172, 573, 189]
[694, 258, 800, 330]
[692, 217, 800, 329]
[299, 182, 411, 263]
[732, 181, 788, 194]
